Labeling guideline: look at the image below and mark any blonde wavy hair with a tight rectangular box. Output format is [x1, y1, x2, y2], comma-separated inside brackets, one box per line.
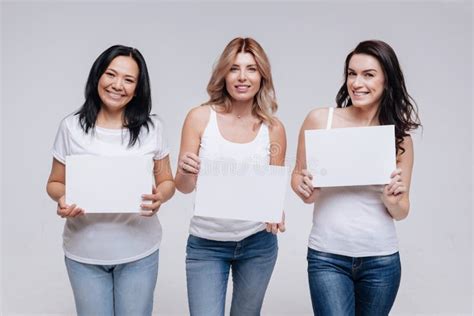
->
[202, 37, 278, 125]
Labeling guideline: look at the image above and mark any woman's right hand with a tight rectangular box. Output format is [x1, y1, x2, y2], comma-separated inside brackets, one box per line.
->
[296, 169, 320, 204]
[57, 195, 84, 218]
[178, 152, 201, 175]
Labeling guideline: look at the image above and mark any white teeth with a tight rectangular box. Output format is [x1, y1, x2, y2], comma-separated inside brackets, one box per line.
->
[236, 85, 250, 92]
[107, 91, 123, 99]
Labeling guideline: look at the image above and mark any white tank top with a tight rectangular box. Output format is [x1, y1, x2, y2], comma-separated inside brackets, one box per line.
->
[189, 107, 269, 241]
[308, 107, 398, 257]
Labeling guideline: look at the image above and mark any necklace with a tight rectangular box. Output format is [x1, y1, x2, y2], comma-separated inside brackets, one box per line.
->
[235, 112, 250, 119]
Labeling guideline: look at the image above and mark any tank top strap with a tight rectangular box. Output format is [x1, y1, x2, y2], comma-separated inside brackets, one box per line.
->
[257, 120, 269, 141]
[326, 107, 334, 130]
[206, 106, 219, 134]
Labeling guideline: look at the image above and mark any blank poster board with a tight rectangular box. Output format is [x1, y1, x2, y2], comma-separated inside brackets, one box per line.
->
[66, 155, 153, 213]
[305, 125, 395, 187]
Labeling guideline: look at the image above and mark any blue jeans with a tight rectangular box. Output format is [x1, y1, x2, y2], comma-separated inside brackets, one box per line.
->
[186, 230, 278, 316]
[307, 248, 401, 316]
[65, 249, 159, 316]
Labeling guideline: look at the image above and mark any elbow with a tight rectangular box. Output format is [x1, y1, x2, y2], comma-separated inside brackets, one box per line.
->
[393, 204, 410, 221]
[45, 181, 55, 200]
[174, 173, 197, 194]
[177, 188, 194, 194]
[393, 213, 408, 221]
[168, 182, 177, 198]
[175, 181, 194, 194]
[176, 186, 190, 194]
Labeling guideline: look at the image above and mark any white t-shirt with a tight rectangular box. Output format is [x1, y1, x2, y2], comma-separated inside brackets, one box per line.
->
[52, 113, 169, 265]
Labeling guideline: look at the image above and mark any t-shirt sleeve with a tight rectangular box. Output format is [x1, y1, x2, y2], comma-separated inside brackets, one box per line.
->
[52, 118, 70, 164]
[153, 117, 170, 160]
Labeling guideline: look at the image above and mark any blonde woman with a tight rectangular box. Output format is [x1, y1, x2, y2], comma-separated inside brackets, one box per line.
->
[175, 37, 286, 316]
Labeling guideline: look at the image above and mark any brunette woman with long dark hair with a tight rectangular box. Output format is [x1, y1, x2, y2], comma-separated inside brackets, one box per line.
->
[292, 40, 420, 315]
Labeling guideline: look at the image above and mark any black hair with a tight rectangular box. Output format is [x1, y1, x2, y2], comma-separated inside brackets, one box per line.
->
[76, 45, 153, 146]
[336, 40, 421, 155]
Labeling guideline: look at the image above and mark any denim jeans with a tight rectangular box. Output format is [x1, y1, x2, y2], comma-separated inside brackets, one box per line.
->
[65, 249, 159, 316]
[307, 248, 401, 316]
[186, 230, 278, 316]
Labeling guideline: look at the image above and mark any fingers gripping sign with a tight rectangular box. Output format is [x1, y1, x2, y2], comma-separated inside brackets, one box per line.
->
[140, 185, 163, 217]
[266, 211, 286, 235]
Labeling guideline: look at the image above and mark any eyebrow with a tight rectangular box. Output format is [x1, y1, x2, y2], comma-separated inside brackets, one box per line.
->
[106, 67, 137, 79]
[231, 63, 258, 67]
[348, 67, 378, 73]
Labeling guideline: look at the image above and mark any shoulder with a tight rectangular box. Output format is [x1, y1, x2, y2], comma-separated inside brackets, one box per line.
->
[303, 106, 332, 130]
[182, 105, 212, 135]
[268, 116, 286, 137]
[186, 105, 211, 123]
[402, 134, 413, 147]
[59, 112, 81, 133]
[268, 116, 286, 141]
[149, 114, 165, 130]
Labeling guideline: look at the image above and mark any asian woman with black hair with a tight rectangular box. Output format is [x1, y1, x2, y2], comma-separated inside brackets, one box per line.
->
[46, 45, 175, 316]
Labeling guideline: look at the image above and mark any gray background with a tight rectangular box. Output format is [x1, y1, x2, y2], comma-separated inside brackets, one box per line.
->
[1, 1, 472, 315]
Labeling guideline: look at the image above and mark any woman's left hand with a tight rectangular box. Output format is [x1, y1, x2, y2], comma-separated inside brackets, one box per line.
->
[140, 186, 162, 216]
[382, 168, 407, 207]
[266, 212, 286, 235]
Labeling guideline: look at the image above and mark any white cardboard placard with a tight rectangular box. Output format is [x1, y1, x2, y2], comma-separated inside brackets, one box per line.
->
[305, 125, 395, 187]
[66, 155, 153, 213]
[194, 159, 288, 222]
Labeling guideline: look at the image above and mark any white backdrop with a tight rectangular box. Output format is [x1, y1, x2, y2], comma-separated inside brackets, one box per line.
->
[1, 1, 472, 315]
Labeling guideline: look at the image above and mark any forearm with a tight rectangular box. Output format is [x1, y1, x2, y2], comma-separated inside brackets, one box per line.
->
[155, 179, 175, 203]
[46, 181, 65, 202]
[385, 199, 410, 221]
[175, 173, 197, 194]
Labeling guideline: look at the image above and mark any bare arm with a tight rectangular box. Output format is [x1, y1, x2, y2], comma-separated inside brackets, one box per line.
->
[175, 106, 209, 194]
[265, 118, 287, 234]
[269, 118, 287, 167]
[153, 156, 175, 203]
[46, 158, 66, 202]
[291, 109, 323, 204]
[140, 156, 176, 216]
[46, 158, 84, 217]
[382, 136, 414, 220]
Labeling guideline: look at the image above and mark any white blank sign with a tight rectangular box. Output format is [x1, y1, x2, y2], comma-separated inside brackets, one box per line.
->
[194, 159, 288, 223]
[66, 155, 153, 213]
[305, 125, 396, 187]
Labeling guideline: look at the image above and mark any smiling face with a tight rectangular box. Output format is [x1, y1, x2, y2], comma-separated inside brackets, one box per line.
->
[225, 52, 262, 103]
[347, 53, 385, 110]
[97, 55, 139, 113]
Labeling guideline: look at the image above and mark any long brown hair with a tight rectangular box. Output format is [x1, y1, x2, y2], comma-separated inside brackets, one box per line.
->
[203, 37, 278, 125]
[336, 40, 421, 155]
